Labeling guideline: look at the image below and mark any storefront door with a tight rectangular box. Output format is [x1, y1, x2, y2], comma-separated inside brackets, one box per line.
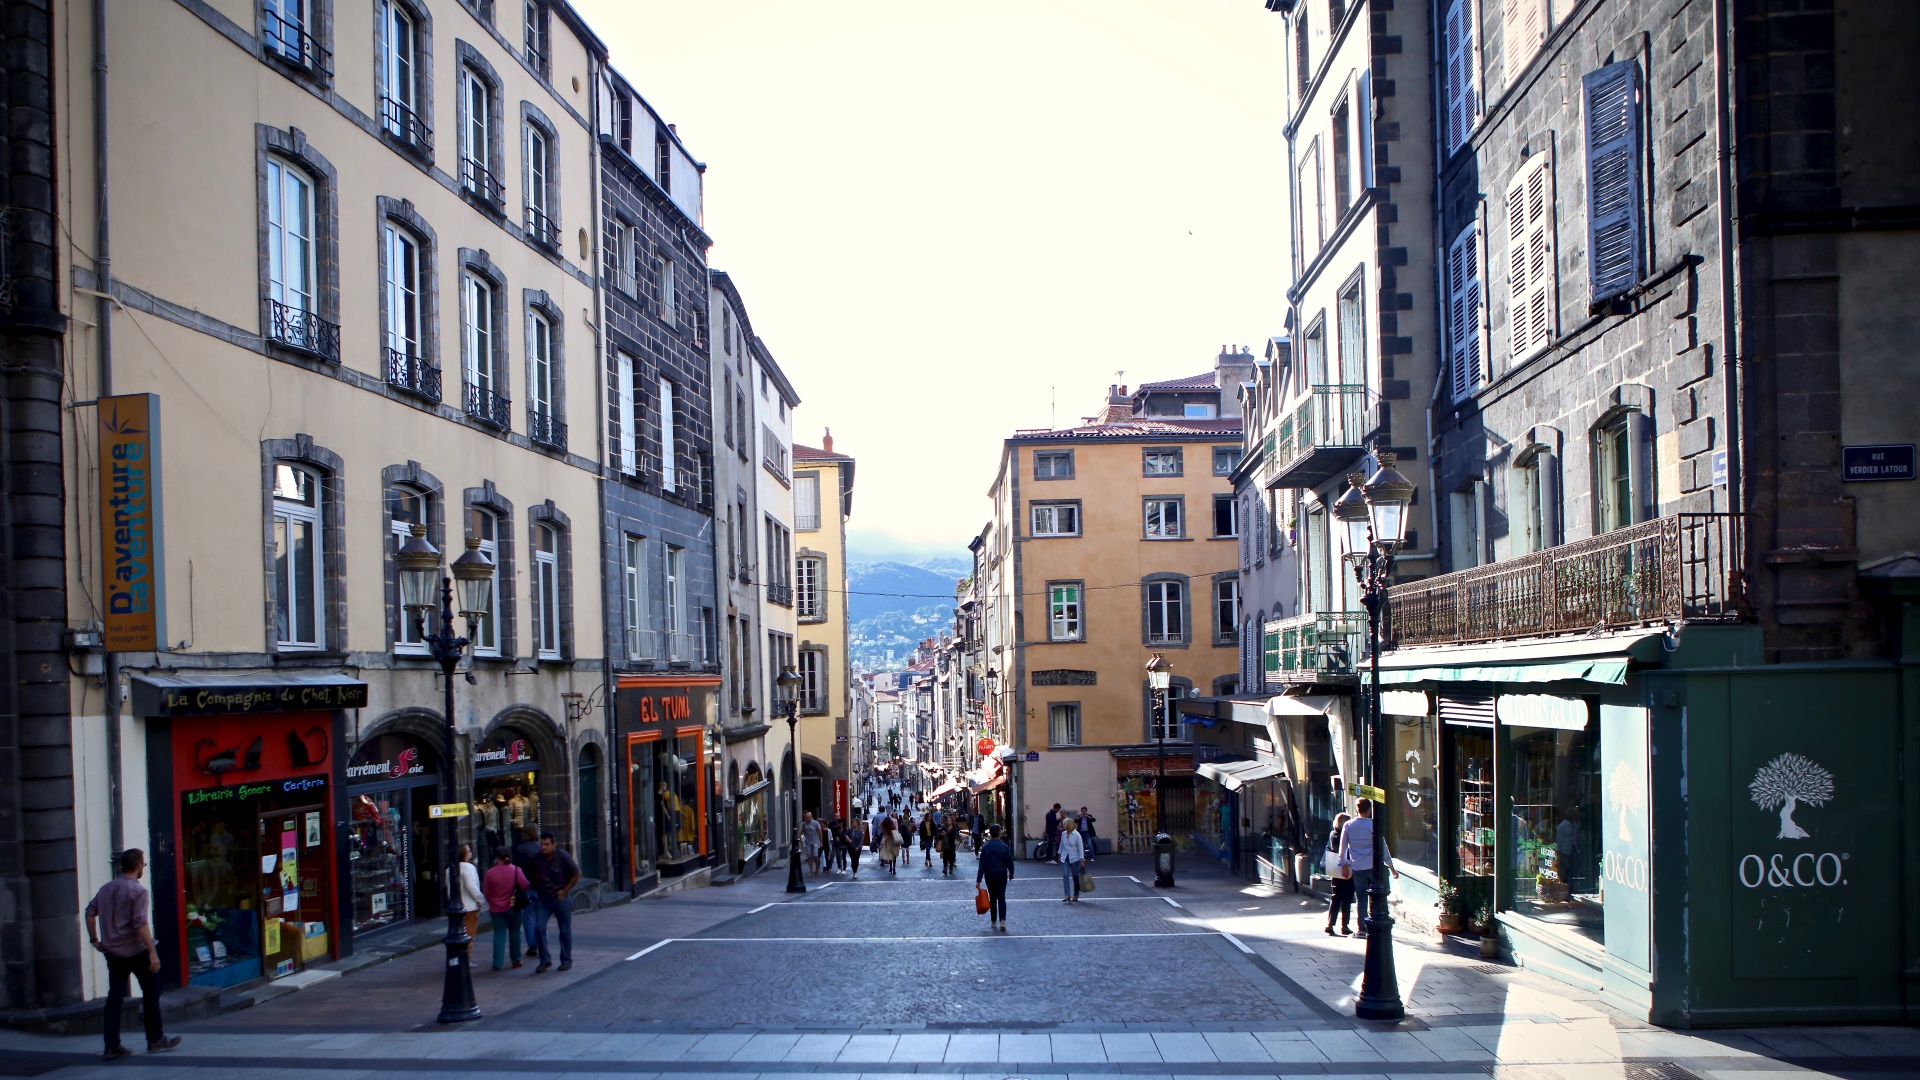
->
[256, 804, 331, 979]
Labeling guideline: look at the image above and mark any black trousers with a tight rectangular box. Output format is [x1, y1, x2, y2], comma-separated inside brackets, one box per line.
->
[848, 845, 862, 873]
[103, 951, 162, 1049]
[982, 871, 1010, 922]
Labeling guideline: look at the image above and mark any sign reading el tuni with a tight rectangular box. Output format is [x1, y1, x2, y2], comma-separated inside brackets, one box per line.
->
[98, 394, 165, 651]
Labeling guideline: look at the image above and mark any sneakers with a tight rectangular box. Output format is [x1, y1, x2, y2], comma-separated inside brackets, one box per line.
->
[556, 961, 572, 972]
[512, 961, 524, 969]
[535, 961, 552, 973]
[103, 1046, 132, 1060]
[998, 923, 1008, 933]
[148, 1037, 182, 1053]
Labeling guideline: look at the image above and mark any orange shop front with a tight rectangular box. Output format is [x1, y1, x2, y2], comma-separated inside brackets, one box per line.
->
[131, 673, 364, 992]
[616, 676, 720, 891]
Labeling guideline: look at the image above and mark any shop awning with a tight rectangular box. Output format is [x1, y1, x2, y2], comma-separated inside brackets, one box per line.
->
[1197, 759, 1288, 791]
[1177, 695, 1275, 728]
[130, 671, 368, 716]
[1375, 631, 1664, 686]
[928, 778, 963, 798]
[968, 773, 1007, 794]
[737, 778, 772, 799]
[1380, 690, 1431, 716]
[1496, 694, 1590, 730]
[1267, 693, 1336, 717]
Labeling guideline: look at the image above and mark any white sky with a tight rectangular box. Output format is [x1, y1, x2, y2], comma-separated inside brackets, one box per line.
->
[574, 0, 1290, 557]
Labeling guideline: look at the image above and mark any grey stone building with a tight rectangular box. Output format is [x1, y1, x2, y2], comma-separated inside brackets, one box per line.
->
[594, 68, 722, 893]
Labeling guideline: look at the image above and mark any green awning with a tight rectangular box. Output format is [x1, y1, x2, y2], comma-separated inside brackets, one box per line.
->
[1376, 657, 1630, 685]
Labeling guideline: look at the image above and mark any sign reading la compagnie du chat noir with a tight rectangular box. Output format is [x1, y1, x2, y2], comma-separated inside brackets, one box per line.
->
[98, 394, 166, 651]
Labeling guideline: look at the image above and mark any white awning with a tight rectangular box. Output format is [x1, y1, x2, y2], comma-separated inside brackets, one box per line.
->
[1380, 690, 1431, 716]
[1267, 693, 1336, 717]
[1196, 760, 1288, 791]
[1496, 693, 1590, 731]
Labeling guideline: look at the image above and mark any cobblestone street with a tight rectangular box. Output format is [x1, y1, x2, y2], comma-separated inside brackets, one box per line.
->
[4, 854, 1915, 1080]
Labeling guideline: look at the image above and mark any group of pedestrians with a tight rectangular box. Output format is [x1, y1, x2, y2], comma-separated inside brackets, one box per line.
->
[1321, 798, 1398, 936]
[468, 825, 581, 973]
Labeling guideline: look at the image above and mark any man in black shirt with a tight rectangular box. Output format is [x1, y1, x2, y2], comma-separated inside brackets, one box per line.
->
[529, 831, 581, 972]
[975, 825, 1016, 932]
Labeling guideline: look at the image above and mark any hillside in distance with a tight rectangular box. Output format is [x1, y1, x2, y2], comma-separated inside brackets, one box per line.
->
[846, 558, 963, 673]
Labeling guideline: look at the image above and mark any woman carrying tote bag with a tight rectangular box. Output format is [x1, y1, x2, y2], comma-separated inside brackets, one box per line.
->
[1324, 812, 1354, 936]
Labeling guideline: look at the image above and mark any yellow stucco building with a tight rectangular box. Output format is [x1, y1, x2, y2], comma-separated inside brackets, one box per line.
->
[792, 434, 855, 819]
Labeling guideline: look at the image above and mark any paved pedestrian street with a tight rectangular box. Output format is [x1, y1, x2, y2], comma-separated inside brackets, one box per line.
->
[4, 856, 1915, 1080]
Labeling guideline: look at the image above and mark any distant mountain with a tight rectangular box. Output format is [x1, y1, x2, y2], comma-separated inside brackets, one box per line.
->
[845, 559, 962, 673]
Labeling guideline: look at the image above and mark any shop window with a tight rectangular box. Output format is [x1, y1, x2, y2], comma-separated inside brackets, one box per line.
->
[1507, 701, 1602, 941]
[1386, 711, 1440, 876]
[474, 728, 541, 865]
[649, 734, 704, 871]
[1448, 718, 1496, 913]
[346, 731, 439, 935]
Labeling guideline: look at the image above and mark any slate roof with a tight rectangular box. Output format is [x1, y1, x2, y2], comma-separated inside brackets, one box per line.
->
[1137, 372, 1221, 392]
[1009, 417, 1242, 441]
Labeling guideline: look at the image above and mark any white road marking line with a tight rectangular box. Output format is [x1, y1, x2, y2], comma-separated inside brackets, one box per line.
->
[678, 932, 1224, 944]
[747, 903, 775, 914]
[786, 896, 1169, 906]
[1218, 932, 1255, 954]
[1163, 897, 1182, 908]
[625, 940, 675, 961]
[1129, 875, 1142, 884]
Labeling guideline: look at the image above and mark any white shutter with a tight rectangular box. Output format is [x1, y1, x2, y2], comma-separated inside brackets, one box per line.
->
[1505, 154, 1556, 363]
[1502, 0, 1546, 87]
[1448, 222, 1482, 401]
[1356, 69, 1374, 188]
[1537, 450, 1561, 547]
[615, 352, 636, 474]
[1444, 0, 1479, 156]
[659, 377, 677, 490]
[1584, 60, 1643, 304]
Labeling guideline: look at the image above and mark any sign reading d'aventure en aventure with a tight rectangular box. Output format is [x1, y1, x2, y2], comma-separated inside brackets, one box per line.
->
[98, 394, 166, 652]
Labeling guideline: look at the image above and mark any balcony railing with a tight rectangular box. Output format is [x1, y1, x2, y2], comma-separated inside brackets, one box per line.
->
[767, 582, 793, 607]
[384, 348, 441, 401]
[261, 6, 332, 75]
[1262, 612, 1366, 688]
[465, 384, 511, 429]
[528, 410, 567, 451]
[1387, 513, 1747, 648]
[267, 299, 340, 362]
[460, 157, 506, 210]
[524, 205, 559, 249]
[378, 96, 433, 155]
[1270, 384, 1369, 488]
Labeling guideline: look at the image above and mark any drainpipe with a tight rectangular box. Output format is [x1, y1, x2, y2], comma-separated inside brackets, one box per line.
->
[1709, 0, 1742, 517]
[586, 58, 621, 891]
[94, 0, 123, 861]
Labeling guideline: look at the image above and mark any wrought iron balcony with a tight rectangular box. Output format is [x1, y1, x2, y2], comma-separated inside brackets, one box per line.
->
[460, 157, 506, 210]
[767, 582, 794, 607]
[524, 205, 559, 249]
[261, 6, 332, 74]
[464, 383, 511, 430]
[377, 96, 433, 155]
[1261, 611, 1366, 688]
[267, 299, 340, 362]
[384, 348, 441, 401]
[1269, 384, 1370, 488]
[528, 410, 567, 451]
[1386, 513, 1747, 648]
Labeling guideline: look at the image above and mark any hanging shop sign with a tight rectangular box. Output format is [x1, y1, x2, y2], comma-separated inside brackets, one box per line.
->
[134, 676, 367, 717]
[99, 393, 166, 652]
[976, 737, 996, 756]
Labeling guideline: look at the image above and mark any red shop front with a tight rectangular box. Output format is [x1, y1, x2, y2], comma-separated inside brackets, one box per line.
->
[132, 673, 364, 992]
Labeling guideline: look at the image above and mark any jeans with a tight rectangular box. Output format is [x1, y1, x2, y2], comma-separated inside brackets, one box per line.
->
[1061, 858, 1084, 899]
[848, 845, 862, 874]
[531, 893, 572, 965]
[489, 911, 523, 969]
[103, 951, 162, 1050]
[521, 901, 537, 955]
[1351, 868, 1383, 925]
[982, 871, 1010, 923]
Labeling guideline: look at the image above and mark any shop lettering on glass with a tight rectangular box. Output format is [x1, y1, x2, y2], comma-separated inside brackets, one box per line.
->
[475, 738, 533, 766]
[636, 692, 691, 725]
[1738, 752, 1848, 889]
[346, 747, 423, 780]
[98, 393, 166, 652]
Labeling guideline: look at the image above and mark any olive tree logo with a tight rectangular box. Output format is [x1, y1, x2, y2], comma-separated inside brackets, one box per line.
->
[1608, 761, 1643, 842]
[1748, 752, 1834, 840]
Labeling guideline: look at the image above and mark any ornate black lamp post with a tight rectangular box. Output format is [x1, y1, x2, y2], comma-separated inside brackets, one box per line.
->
[777, 665, 806, 893]
[396, 525, 494, 1025]
[1334, 452, 1414, 1022]
[1146, 654, 1175, 888]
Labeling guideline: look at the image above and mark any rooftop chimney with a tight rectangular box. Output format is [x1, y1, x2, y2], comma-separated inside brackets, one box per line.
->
[1216, 344, 1258, 417]
[821, 428, 834, 454]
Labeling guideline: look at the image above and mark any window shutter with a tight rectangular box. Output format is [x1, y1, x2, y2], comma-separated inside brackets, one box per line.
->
[614, 352, 635, 474]
[1502, 0, 1546, 86]
[1537, 450, 1561, 547]
[1444, 0, 1478, 156]
[1625, 410, 1654, 524]
[1356, 70, 1375, 188]
[1584, 60, 1642, 305]
[1505, 154, 1555, 363]
[1448, 222, 1481, 401]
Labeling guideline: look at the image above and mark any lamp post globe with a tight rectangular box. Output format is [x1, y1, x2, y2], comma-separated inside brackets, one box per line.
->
[1361, 451, 1415, 548]
[1145, 655, 1175, 889]
[1335, 474, 1372, 557]
[776, 666, 806, 893]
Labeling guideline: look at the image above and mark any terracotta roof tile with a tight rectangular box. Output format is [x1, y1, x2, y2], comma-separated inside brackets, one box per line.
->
[1010, 417, 1242, 441]
[793, 444, 853, 462]
[1138, 372, 1221, 391]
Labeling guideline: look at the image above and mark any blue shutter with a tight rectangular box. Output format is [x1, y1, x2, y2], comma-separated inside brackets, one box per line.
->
[1584, 61, 1642, 304]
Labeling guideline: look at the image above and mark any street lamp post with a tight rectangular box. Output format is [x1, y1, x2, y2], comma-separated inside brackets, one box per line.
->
[1146, 655, 1175, 888]
[777, 666, 806, 893]
[1335, 453, 1414, 1022]
[396, 526, 494, 1026]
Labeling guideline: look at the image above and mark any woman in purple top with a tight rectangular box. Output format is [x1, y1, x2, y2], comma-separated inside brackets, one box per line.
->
[481, 850, 530, 970]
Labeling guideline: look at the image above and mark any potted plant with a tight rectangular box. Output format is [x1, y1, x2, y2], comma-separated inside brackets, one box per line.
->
[1436, 880, 1466, 935]
[1477, 905, 1500, 960]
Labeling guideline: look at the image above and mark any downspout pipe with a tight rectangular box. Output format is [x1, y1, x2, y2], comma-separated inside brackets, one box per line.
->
[94, 0, 123, 862]
[586, 60, 620, 891]
[1710, 0, 1742, 517]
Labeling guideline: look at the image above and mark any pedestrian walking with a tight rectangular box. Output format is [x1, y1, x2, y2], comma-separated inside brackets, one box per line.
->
[1337, 799, 1398, 928]
[1057, 815, 1087, 902]
[482, 850, 530, 968]
[1043, 803, 1062, 858]
[878, 817, 904, 874]
[976, 824, 1015, 932]
[528, 831, 582, 973]
[919, 813, 936, 867]
[1324, 811, 1355, 936]
[457, 843, 484, 955]
[85, 848, 181, 1059]
[1078, 806, 1099, 862]
[847, 817, 865, 877]
[800, 812, 823, 876]
[511, 825, 542, 960]
[939, 821, 960, 875]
